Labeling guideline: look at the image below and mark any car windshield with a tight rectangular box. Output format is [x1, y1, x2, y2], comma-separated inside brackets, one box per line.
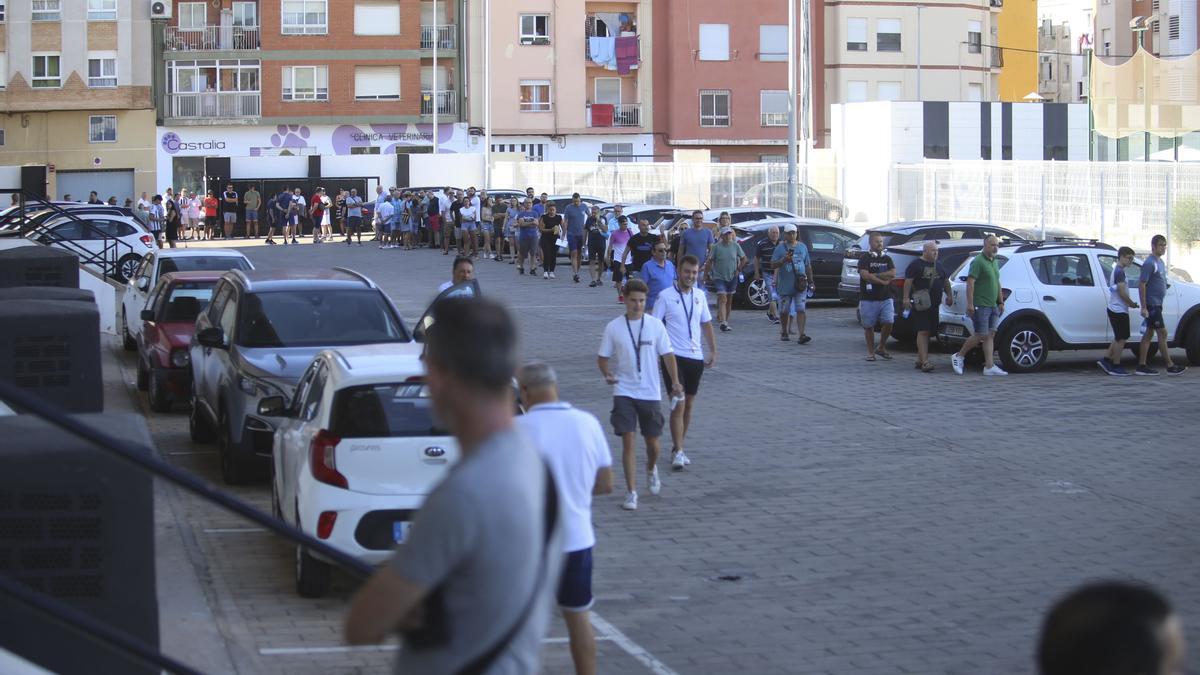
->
[330, 382, 448, 438]
[953, 254, 1010, 280]
[160, 256, 251, 275]
[855, 232, 896, 250]
[161, 282, 216, 322]
[237, 290, 406, 348]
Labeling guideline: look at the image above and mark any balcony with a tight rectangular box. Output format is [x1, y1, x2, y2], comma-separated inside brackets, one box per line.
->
[164, 25, 260, 51]
[167, 92, 260, 119]
[421, 26, 456, 50]
[761, 113, 788, 127]
[420, 90, 458, 116]
[587, 103, 642, 128]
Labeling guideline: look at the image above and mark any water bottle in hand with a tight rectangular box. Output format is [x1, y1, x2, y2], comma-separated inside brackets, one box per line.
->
[902, 308, 911, 320]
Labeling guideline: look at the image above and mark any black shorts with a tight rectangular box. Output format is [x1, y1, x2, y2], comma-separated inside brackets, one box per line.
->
[1108, 309, 1131, 341]
[661, 356, 704, 397]
[587, 234, 606, 261]
[610, 396, 663, 437]
[611, 262, 625, 283]
[556, 547, 594, 611]
[910, 307, 938, 334]
[1145, 305, 1165, 331]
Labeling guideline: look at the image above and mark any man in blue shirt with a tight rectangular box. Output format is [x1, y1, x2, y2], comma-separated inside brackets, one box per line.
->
[1136, 234, 1185, 375]
[563, 193, 590, 283]
[771, 226, 814, 343]
[515, 199, 540, 276]
[677, 211, 715, 269]
[640, 242, 676, 311]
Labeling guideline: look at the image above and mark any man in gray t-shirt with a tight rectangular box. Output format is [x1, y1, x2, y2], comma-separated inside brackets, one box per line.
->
[346, 298, 562, 674]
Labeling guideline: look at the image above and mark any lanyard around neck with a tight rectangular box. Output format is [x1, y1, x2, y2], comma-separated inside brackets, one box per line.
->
[624, 316, 645, 373]
[675, 284, 694, 341]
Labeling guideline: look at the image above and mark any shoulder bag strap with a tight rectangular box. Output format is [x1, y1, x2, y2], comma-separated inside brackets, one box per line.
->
[457, 463, 558, 675]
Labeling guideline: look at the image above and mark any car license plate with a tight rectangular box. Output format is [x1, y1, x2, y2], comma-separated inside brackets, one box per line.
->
[393, 521, 410, 543]
[944, 324, 965, 337]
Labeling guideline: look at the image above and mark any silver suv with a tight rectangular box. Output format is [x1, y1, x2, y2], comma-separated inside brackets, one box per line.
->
[189, 268, 411, 484]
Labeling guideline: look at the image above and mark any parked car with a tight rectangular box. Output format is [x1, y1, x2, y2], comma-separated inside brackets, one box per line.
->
[122, 248, 254, 351]
[25, 214, 156, 281]
[2, 205, 146, 235]
[937, 241, 1200, 373]
[259, 343, 458, 597]
[704, 217, 858, 308]
[189, 268, 411, 484]
[136, 272, 223, 412]
[740, 181, 847, 222]
[598, 204, 685, 234]
[838, 221, 1026, 304]
[659, 207, 798, 246]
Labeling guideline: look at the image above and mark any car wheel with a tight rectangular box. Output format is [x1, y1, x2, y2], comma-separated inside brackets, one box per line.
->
[189, 383, 216, 443]
[741, 277, 771, 310]
[135, 355, 149, 391]
[1187, 319, 1200, 366]
[116, 254, 141, 282]
[998, 320, 1049, 373]
[122, 308, 136, 351]
[295, 535, 331, 598]
[147, 365, 172, 413]
[1129, 342, 1159, 362]
[218, 405, 254, 485]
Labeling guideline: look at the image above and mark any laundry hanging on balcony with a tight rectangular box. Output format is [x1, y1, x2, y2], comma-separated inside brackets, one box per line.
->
[589, 37, 617, 69]
[615, 36, 639, 75]
[590, 104, 615, 127]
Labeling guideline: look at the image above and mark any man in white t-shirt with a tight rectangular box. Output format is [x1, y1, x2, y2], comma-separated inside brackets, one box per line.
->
[597, 278, 683, 511]
[651, 254, 717, 472]
[516, 362, 613, 675]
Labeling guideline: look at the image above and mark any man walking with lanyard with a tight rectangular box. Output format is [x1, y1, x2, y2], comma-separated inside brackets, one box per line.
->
[597, 279, 683, 511]
[652, 255, 715, 471]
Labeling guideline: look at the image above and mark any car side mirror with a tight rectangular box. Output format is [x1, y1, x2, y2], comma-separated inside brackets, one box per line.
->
[140, 309, 154, 322]
[136, 277, 149, 291]
[196, 326, 225, 349]
[257, 395, 287, 417]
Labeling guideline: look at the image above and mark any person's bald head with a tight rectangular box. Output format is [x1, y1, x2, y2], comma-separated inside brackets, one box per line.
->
[922, 240, 939, 261]
[517, 362, 559, 405]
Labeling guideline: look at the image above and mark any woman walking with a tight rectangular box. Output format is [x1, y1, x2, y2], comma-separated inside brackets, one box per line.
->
[539, 203, 563, 279]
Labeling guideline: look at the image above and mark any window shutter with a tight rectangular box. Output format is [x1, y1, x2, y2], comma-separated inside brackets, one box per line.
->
[354, 0, 400, 36]
[355, 66, 401, 99]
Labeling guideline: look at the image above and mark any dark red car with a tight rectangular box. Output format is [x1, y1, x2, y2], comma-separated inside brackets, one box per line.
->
[136, 271, 222, 412]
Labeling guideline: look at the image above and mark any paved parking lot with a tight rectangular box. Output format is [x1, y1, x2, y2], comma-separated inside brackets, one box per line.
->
[119, 238, 1200, 674]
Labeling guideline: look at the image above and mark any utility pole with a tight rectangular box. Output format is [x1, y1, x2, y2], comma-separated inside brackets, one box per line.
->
[484, 0, 492, 187]
[432, 2, 439, 154]
[787, 0, 798, 214]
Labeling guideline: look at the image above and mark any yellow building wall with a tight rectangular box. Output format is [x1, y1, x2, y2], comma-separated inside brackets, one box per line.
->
[997, 0, 1038, 102]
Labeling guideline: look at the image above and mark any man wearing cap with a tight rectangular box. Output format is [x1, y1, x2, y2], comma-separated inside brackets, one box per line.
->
[771, 226, 815, 343]
[707, 226, 747, 332]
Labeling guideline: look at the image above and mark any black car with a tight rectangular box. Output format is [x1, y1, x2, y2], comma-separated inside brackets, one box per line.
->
[701, 217, 859, 309]
[837, 221, 1026, 303]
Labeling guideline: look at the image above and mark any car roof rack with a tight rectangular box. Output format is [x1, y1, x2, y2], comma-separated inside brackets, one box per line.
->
[1013, 239, 1116, 254]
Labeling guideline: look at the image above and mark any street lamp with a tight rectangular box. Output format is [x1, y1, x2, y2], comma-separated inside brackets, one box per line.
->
[1129, 15, 1149, 161]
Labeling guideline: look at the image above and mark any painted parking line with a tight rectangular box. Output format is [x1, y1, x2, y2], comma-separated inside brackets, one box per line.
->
[202, 527, 266, 534]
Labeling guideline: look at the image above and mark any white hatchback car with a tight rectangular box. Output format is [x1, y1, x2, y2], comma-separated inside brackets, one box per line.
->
[26, 214, 155, 282]
[938, 242, 1200, 373]
[121, 248, 253, 351]
[260, 343, 459, 597]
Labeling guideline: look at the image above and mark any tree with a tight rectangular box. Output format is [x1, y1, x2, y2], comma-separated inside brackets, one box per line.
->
[1172, 198, 1200, 249]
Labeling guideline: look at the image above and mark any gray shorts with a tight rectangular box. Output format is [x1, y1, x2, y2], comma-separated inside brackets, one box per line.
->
[518, 235, 538, 258]
[859, 299, 894, 328]
[971, 305, 1001, 334]
[223, 212, 237, 223]
[610, 396, 664, 438]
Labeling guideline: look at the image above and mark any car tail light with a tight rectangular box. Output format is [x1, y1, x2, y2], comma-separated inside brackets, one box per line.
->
[316, 511, 337, 539]
[310, 430, 348, 489]
[140, 235, 154, 246]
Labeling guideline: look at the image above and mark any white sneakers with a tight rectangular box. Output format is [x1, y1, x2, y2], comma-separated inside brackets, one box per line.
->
[543, 271, 549, 279]
[622, 491, 638, 511]
[549, 272, 556, 279]
[671, 450, 690, 470]
[983, 364, 1009, 376]
[951, 353, 965, 375]
[648, 467, 661, 495]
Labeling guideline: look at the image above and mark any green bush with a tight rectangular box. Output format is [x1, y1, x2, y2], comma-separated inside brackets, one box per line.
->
[1173, 198, 1200, 248]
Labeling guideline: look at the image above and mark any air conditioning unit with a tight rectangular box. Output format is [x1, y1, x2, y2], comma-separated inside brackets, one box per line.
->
[150, 0, 172, 19]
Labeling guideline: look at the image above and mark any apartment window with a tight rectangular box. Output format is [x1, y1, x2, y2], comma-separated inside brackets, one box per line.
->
[178, 2, 206, 30]
[88, 115, 117, 143]
[32, 54, 61, 88]
[847, 18, 867, 51]
[760, 25, 787, 61]
[233, 2, 257, 27]
[87, 53, 117, 88]
[520, 14, 550, 44]
[594, 77, 621, 104]
[601, 143, 634, 162]
[967, 83, 983, 101]
[1167, 15, 1180, 40]
[350, 146, 381, 155]
[0, 130, 5, 146]
[354, 66, 401, 100]
[32, 0, 61, 22]
[846, 80, 867, 102]
[88, 0, 117, 21]
[282, 0, 327, 35]
[877, 81, 902, 101]
[0, 54, 6, 90]
[699, 89, 730, 126]
[354, 1, 400, 36]
[0, 3, 5, 22]
[967, 20, 982, 53]
[1101, 28, 1112, 55]
[283, 65, 328, 100]
[699, 24, 730, 60]
[760, 90, 789, 126]
[760, 154, 785, 163]
[877, 19, 901, 52]
[519, 80, 552, 112]
[1041, 56, 1052, 80]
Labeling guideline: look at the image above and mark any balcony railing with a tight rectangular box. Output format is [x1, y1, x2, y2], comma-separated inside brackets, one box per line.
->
[164, 25, 260, 51]
[421, 90, 458, 116]
[587, 103, 642, 127]
[167, 92, 261, 119]
[421, 25, 456, 49]
[761, 112, 789, 127]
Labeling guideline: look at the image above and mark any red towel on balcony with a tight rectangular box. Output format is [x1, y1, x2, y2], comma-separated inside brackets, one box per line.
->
[615, 36, 639, 75]
[591, 104, 614, 127]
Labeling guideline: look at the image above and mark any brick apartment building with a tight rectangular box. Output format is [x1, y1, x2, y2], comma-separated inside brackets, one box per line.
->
[153, 0, 467, 193]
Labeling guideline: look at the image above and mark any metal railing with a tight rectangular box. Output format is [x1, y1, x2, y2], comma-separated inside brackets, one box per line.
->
[760, 112, 789, 127]
[420, 25, 456, 49]
[164, 25, 260, 51]
[587, 103, 642, 127]
[167, 92, 260, 119]
[420, 90, 458, 116]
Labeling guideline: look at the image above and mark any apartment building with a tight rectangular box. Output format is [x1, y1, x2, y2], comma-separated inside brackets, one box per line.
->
[0, 0, 156, 200]
[996, 0, 1037, 101]
[154, 0, 468, 191]
[1095, 0, 1198, 58]
[1037, 19, 1075, 102]
[465, 0, 654, 163]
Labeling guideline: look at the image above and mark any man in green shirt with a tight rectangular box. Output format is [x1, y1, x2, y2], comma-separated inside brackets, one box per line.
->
[952, 235, 1007, 376]
[243, 186, 261, 238]
[706, 226, 747, 332]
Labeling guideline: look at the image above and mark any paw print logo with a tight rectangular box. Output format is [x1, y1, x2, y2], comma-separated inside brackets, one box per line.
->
[161, 132, 183, 154]
[269, 125, 311, 156]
